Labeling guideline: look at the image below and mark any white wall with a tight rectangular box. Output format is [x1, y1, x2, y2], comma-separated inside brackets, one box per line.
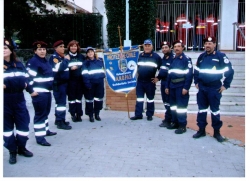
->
[93, 0, 108, 48]
[219, 0, 238, 50]
[68, 0, 93, 12]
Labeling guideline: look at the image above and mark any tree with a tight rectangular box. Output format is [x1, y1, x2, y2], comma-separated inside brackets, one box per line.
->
[104, 0, 126, 47]
[4, 0, 66, 38]
[104, 0, 157, 47]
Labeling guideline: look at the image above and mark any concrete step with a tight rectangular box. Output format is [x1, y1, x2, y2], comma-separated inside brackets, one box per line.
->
[154, 109, 245, 116]
[154, 51, 245, 116]
[156, 83, 245, 94]
[154, 100, 245, 115]
[154, 91, 245, 102]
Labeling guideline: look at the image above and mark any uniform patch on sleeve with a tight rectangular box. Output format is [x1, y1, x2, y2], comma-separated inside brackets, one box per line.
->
[188, 62, 192, 68]
[53, 58, 59, 64]
[223, 57, 229, 64]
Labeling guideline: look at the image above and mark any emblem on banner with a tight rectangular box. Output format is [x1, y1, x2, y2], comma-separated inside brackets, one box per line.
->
[103, 48, 139, 94]
[118, 58, 127, 73]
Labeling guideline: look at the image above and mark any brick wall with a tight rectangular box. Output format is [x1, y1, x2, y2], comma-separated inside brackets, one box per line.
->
[105, 80, 136, 112]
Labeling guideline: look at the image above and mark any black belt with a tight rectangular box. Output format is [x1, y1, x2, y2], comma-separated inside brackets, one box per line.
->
[202, 80, 221, 86]
[4, 88, 23, 93]
[54, 80, 68, 85]
[171, 77, 185, 83]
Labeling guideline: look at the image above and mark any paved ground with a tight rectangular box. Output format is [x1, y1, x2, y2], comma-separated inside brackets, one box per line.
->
[3, 92, 245, 177]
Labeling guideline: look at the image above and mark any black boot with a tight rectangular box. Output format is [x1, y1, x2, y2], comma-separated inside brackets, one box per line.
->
[9, 151, 17, 164]
[71, 115, 78, 122]
[18, 147, 33, 157]
[193, 128, 206, 138]
[175, 126, 186, 134]
[46, 130, 57, 136]
[213, 129, 224, 142]
[159, 121, 171, 127]
[95, 114, 101, 121]
[55, 120, 70, 125]
[89, 116, 94, 122]
[166, 122, 179, 129]
[63, 120, 70, 125]
[57, 121, 72, 130]
[76, 114, 82, 122]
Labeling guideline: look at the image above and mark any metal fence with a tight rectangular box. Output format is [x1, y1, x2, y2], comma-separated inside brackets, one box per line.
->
[156, 0, 245, 51]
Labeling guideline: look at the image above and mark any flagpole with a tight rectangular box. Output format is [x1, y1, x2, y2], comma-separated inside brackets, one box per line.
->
[118, 25, 130, 118]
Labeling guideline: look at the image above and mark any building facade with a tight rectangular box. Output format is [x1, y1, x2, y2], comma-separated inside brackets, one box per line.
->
[92, 0, 245, 51]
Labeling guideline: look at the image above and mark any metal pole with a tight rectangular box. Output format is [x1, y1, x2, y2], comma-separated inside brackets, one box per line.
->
[126, 0, 129, 41]
[124, 0, 131, 47]
[185, 0, 188, 51]
[233, 23, 236, 51]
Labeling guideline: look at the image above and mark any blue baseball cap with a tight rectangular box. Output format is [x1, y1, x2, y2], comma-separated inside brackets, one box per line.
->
[143, 39, 152, 45]
[86, 47, 95, 52]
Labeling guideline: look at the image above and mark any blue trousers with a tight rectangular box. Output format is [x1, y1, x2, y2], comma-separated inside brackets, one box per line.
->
[68, 79, 83, 116]
[169, 86, 189, 127]
[134, 81, 156, 117]
[161, 81, 172, 122]
[84, 80, 104, 116]
[32, 92, 51, 142]
[196, 86, 222, 130]
[53, 83, 67, 122]
[4, 93, 30, 151]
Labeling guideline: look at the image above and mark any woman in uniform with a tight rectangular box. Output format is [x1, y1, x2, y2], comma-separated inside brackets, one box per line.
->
[4, 39, 33, 164]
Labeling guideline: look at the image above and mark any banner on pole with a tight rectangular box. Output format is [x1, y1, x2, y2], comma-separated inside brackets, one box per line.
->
[103, 47, 139, 94]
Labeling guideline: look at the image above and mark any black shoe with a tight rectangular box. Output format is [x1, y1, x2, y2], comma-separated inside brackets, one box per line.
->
[130, 116, 143, 120]
[159, 122, 167, 127]
[147, 116, 153, 121]
[89, 116, 94, 122]
[193, 128, 206, 138]
[63, 120, 70, 125]
[55, 120, 70, 125]
[71, 115, 78, 122]
[213, 130, 224, 142]
[46, 130, 57, 136]
[9, 151, 17, 164]
[18, 147, 33, 157]
[57, 122, 72, 130]
[159, 121, 171, 127]
[175, 127, 186, 134]
[37, 141, 51, 146]
[76, 115, 82, 122]
[166, 122, 179, 129]
[54, 120, 59, 125]
[95, 114, 101, 121]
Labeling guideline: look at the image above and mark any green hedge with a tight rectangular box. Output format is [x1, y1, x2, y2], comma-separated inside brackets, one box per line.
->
[18, 13, 103, 49]
[105, 0, 157, 47]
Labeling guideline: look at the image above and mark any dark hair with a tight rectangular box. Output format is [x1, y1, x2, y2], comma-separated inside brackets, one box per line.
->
[86, 50, 99, 60]
[67, 40, 81, 53]
[4, 45, 18, 62]
[10, 51, 18, 61]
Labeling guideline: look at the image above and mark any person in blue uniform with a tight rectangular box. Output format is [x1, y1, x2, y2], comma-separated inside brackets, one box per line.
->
[155, 41, 174, 127]
[64, 40, 85, 122]
[4, 39, 33, 164]
[193, 36, 234, 142]
[26, 41, 57, 146]
[49, 40, 72, 130]
[165, 40, 193, 134]
[81, 47, 105, 122]
[130, 39, 162, 121]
